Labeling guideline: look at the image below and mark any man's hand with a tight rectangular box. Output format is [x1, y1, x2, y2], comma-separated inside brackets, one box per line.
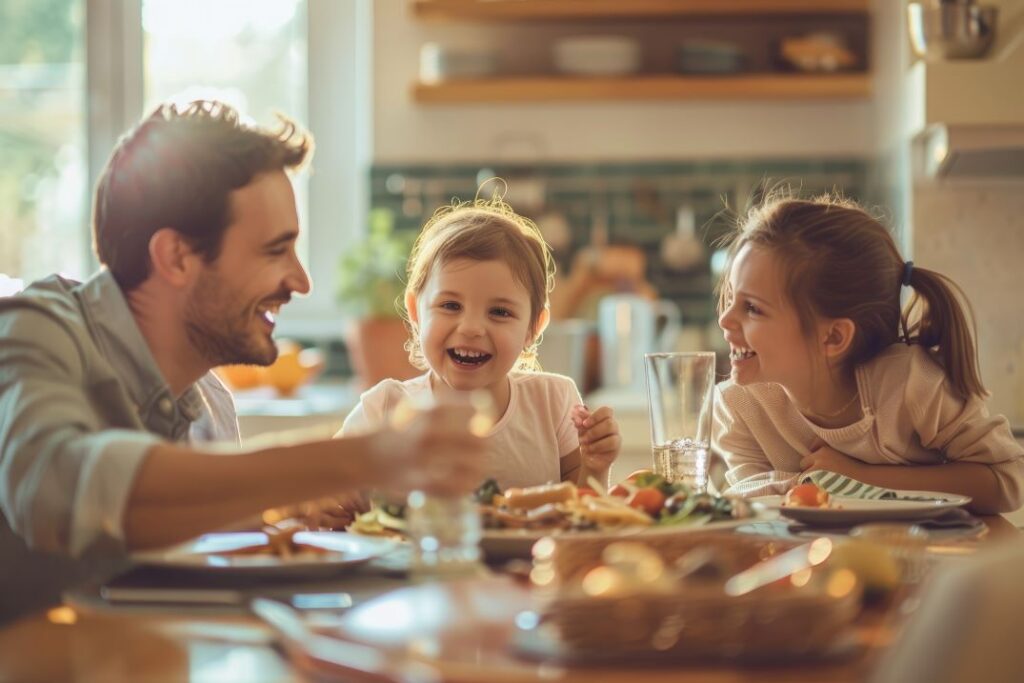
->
[368, 403, 485, 497]
[799, 443, 865, 480]
[298, 491, 370, 530]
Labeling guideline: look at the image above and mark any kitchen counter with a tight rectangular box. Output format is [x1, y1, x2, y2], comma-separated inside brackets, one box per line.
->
[232, 381, 358, 443]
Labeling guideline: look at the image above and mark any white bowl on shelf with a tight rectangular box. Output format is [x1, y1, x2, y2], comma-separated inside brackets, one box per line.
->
[420, 43, 499, 82]
[553, 36, 641, 76]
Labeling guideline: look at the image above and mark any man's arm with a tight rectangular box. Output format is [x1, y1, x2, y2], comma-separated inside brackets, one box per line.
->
[123, 408, 484, 550]
[1, 307, 483, 554]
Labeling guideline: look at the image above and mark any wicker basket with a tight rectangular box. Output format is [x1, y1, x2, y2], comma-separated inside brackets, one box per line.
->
[542, 528, 794, 584]
[533, 531, 862, 661]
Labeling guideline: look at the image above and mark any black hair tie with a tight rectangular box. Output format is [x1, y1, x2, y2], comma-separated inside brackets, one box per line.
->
[901, 261, 914, 287]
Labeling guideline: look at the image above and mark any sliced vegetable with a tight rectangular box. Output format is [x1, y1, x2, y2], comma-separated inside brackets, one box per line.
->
[475, 478, 503, 505]
[628, 487, 667, 517]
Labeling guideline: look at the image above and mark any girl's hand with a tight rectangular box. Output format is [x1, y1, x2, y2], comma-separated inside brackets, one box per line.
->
[799, 443, 865, 480]
[574, 404, 621, 472]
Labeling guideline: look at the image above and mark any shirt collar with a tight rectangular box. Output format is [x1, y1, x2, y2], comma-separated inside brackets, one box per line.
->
[75, 269, 204, 427]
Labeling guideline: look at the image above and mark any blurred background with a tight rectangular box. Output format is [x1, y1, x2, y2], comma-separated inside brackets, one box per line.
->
[2, 0, 1022, 473]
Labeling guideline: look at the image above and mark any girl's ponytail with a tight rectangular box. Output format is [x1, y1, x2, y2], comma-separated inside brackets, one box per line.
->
[900, 267, 986, 400]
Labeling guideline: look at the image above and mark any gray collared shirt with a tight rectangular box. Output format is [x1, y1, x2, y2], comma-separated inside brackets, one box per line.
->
[0, 269, 239, 621]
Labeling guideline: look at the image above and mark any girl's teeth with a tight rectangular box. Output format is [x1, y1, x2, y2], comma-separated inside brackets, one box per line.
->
[730, 348, 756, 360]
[450, 348, 490, 363]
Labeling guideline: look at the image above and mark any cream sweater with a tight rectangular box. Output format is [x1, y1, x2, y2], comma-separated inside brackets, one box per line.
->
[713, 344, 1024, 508]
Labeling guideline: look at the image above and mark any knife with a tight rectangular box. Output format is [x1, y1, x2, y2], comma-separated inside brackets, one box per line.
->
[251, 598, 440, 683]
[723, 538, 833, 597]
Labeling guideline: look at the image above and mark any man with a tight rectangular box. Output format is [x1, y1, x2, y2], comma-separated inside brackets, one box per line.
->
[0, 101, 483, 622]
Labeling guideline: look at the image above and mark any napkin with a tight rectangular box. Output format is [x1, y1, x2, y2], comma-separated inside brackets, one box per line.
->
[800, 470, 931, 501]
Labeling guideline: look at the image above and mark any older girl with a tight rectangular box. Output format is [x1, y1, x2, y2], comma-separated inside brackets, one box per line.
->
[713, 194, 1023, 514]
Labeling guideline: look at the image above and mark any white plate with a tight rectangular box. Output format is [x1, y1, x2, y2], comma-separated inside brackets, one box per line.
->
[133, 531, 395, 578]
[481, 516, 759, 560]
[753, 490, 971, 526]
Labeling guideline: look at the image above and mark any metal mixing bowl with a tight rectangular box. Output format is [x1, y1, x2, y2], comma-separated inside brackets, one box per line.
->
[907, 0, 998, 60]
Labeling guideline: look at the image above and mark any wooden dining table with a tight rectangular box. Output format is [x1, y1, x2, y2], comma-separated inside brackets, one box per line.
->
[0, 515, 1018, 683]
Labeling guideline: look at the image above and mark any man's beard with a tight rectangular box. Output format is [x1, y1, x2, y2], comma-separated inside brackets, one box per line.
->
[184, 271, 280, 367]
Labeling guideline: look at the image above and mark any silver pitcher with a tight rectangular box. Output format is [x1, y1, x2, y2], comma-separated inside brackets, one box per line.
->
[598, 294, 681, 394]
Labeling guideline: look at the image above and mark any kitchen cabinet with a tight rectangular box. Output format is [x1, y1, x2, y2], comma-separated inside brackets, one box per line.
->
[414, 73, 868, 103]
[410, 0, 871, 104]
[412, 0, 869, 21]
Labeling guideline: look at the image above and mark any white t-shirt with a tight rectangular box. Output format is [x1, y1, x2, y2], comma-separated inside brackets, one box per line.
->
[341, 371, 583, 489]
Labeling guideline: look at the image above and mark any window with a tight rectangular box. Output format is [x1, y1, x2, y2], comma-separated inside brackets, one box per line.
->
[142, 0, 311, 266]
[0, 0, 88, 286]
[0, 0, 369, 335]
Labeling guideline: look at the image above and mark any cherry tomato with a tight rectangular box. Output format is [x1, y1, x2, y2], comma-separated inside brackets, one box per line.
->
[577, 486, 599, 499]
[608, 484, 630, 498]
[785, 483, 829, 508]
[628, 487, 667, 517]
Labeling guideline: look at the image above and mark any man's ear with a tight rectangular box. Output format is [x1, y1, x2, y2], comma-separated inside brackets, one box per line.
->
[404, 291, 419, 325]
[148, 228, 199, 287]
[822, 318, 856, 360]
[529, 306, 551, 346]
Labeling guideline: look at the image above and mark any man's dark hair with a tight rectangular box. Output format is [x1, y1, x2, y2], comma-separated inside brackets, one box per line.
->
[93, 100, 312, 291]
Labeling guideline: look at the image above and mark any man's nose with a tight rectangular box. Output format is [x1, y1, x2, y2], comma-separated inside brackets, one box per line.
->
[286, 258, 311, 296]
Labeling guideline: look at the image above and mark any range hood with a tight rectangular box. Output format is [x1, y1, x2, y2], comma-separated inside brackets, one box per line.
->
[916, 123, 1024, 178]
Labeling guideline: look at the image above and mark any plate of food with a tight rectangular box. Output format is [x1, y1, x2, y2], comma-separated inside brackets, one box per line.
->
[133, 527, 396, 578]
[754, 483, 971, 526]
[351, 472, 759, 560]
[349, 473, 762, 561]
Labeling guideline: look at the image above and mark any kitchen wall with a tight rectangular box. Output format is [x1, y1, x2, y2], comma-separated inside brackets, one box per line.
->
[913, 182, 1024, 430]
[372, 0, 875, 163]
[890, 0, 1024, 429]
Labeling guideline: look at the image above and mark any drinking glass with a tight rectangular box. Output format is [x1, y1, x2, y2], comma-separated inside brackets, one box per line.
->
[397, 390, 494, 579]
[644, 352, 716, 492]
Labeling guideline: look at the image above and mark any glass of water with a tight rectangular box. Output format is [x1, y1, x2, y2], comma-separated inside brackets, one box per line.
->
[396, 390, 494, 579]
[644, 352, 716, 492]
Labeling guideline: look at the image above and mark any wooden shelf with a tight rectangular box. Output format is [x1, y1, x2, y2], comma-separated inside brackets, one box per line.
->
[412, 0, 869, 21]
[413, 73, 870, 103]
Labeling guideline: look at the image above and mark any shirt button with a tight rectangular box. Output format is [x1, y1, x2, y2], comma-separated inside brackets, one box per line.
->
[158, 397, 174, 415]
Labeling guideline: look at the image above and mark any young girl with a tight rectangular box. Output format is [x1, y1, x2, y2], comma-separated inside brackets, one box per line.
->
[713, 193, 1024, 514]
[340, 194, 621, 499]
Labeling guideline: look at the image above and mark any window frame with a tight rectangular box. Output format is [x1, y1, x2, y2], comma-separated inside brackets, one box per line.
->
[83, 0, 372, 338]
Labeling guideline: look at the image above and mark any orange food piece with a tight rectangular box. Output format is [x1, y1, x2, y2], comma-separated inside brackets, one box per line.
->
[785, 483, 830, 508]
[628, 487, 666, 517]
[216, 364, 266, 390]
[264, 342, 324, 396]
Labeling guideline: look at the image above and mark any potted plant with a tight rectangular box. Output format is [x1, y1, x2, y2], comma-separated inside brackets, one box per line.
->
[337, 209, 421, 389]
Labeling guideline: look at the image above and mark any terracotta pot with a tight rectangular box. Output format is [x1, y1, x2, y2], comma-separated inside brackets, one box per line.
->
[345, 317, 420, 389]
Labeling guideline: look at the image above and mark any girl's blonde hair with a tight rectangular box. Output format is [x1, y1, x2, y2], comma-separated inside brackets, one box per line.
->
[715, 190, 986, 399]
[402, 191, 556, 372]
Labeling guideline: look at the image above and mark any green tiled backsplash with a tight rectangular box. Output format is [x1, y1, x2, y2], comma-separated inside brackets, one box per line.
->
[371, 159, 868, 327]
